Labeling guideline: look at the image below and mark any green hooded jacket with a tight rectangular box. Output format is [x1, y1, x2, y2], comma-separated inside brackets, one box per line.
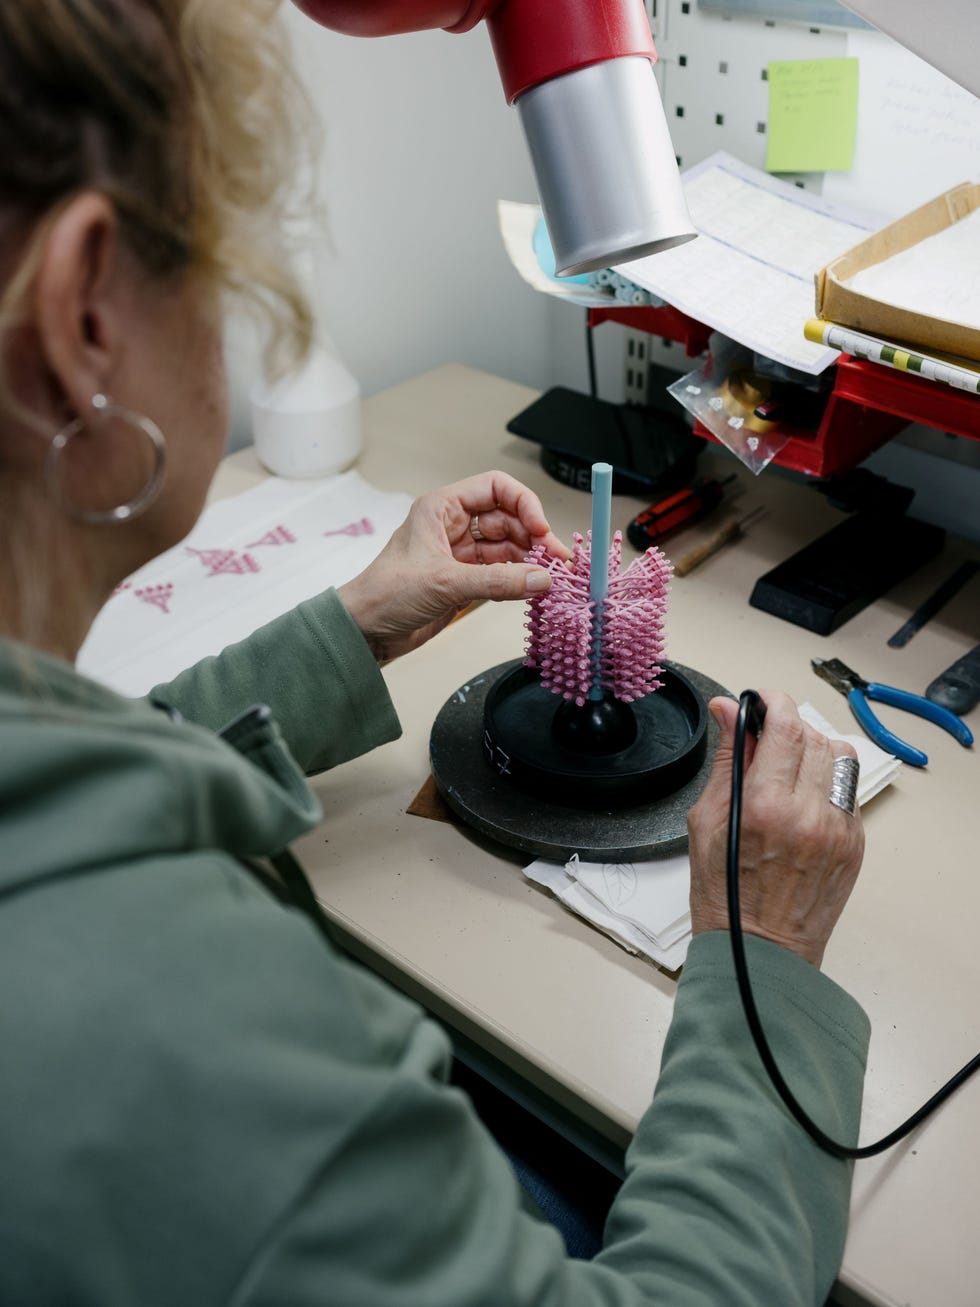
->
[0, 588, 870, 1306]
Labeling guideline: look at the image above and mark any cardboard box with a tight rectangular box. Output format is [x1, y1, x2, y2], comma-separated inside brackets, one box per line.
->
[816, 182, 980, 362]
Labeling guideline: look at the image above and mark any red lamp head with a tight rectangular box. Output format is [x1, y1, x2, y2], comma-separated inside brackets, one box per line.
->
[292, 0, 695, 275]
[289, 1, 496, 35]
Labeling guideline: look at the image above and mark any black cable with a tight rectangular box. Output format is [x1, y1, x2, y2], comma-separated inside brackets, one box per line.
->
[585, 311, 598, 400]
[728, 689, 980, 1159]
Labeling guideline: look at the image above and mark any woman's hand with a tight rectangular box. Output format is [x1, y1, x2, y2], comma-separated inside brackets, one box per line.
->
[688, 691, 865, 969]
[337, 470, 570, 663]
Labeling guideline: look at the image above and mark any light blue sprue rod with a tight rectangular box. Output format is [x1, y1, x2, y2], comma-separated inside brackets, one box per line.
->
[588, 462, 612, 702]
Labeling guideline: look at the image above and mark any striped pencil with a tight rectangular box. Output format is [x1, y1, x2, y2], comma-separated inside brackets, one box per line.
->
[804, 317, 980, 396]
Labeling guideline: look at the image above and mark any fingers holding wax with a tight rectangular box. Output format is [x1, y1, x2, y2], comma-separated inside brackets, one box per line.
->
[688, 689, 865, 968]
[442, 471, 570, 567]
[337, 472, 571, 663]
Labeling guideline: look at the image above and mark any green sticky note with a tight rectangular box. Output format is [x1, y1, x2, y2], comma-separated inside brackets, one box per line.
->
[766, 57, 859, 173]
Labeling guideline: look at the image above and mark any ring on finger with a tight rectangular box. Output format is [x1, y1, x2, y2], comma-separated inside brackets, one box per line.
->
[470, 514, 484, 542]
[828, 755, 859, 816]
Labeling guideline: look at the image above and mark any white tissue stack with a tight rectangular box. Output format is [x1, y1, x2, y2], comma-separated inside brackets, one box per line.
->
[524, 700, 902, 972]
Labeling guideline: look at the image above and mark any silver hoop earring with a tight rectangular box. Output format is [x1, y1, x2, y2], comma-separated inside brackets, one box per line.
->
[45, 392, 167, 525]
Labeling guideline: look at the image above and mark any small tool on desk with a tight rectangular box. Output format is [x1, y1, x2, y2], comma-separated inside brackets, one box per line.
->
[626, 475, 735, 551]
[886, 559, 980, 648]
[673, 506, 767, 578]
[811, 656, 974, 767]
[750, 511, 945, 636]
[927, 643, 980, 716]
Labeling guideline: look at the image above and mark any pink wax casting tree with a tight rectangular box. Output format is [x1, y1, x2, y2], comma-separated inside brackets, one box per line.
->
[524, 531, 673, 708]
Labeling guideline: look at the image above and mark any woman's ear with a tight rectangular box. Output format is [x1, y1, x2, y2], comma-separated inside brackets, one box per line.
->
[32, 193, 126, 422]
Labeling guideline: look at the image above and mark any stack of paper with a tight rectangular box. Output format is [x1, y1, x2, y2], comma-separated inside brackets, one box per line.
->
[523, 702, 901, 972]
[844, 208, 980, 331]
[524, 852, 691, 972]
[500, 154, 882, 375]
[616, 152, 880, 375]
[800, 701, 903, 802]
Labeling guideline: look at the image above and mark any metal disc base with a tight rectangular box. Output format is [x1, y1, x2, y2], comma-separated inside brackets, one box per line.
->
[429, 659, 732, 862]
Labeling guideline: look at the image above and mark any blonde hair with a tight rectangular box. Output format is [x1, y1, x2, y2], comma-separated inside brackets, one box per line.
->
[0, 0, 315, 388]
[0, 0, 318, 654]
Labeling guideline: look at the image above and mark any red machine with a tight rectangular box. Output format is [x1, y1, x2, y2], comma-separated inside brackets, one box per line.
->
[291, 0, 695, 275]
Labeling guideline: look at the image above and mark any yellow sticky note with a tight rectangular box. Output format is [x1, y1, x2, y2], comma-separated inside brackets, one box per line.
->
[766, 57, 859, 173]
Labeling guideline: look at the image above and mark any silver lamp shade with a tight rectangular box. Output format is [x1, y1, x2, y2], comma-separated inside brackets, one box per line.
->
[517, 55, 697, 277]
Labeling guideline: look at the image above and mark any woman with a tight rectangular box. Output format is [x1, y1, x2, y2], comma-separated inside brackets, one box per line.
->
[0, 3, 867, 1304]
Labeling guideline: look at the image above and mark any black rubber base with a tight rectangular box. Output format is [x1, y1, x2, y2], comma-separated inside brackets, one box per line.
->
[484, 664, 708, 809]
[429, 659, 731, 862]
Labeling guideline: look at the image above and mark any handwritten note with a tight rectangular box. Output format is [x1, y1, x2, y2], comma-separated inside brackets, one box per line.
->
[835, 0, 979, 101]
[766, 58, 859, 174]
[822, 29, 980, 219]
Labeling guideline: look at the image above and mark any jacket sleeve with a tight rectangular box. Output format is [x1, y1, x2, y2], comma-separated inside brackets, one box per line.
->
[234, 930, 869, 1307]
[148, 588, 401, 775]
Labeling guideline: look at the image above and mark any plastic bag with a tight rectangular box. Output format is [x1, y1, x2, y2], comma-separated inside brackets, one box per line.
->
[668, 334, 791, 475]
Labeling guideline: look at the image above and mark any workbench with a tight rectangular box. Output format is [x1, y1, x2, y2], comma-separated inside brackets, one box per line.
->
[219, 363, 980, 1307]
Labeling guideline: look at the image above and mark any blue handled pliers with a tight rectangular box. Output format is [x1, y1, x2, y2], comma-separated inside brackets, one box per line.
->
[811, 657, 974, 768]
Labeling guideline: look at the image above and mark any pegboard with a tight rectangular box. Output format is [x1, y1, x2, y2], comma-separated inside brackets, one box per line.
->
[624, 0, 850, 399]
[650, 0, 850, 181]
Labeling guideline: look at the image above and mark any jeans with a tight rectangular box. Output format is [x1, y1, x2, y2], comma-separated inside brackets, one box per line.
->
[451, 1060, 621, 1260]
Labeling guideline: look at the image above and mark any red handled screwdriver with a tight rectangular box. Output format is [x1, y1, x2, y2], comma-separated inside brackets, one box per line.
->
[626, 475, 736, 551]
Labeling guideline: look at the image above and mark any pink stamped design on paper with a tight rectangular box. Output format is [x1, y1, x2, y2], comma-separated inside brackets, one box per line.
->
[323, 517, 374, 540]
[247, 525, 297, 548]
[134, 583, 174, 615]
[186, 548, 261, 577]
[110, 582, 133, 599]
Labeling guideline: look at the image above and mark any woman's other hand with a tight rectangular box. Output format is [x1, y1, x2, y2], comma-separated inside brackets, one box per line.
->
[338, 470, 570, 663]
[688, 691, 865, 969]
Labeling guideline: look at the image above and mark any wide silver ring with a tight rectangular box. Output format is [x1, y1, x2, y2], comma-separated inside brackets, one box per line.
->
[470, 514, 484, 542]
[829, 755, 859, 816]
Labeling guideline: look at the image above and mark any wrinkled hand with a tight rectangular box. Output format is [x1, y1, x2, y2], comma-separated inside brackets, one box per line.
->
[338, 470, 570, 663]
[688, 691, 865, 968]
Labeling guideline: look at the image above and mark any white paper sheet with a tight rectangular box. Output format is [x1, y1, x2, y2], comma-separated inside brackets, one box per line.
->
[822, 29, 980, 220]
[616, 153, 881, 374]
[844, 208, 980, 330]
[78, 471, 412, 697]
[496, 200, 611, 309]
